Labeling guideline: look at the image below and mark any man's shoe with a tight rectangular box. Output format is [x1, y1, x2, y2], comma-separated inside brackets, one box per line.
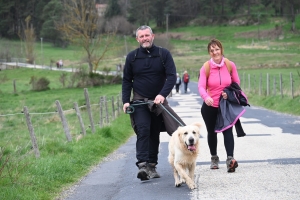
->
[137, 162, 150, 181]
[148, 163, 160, 178]
[210, 155, 219, 169]
[226, 156, 238, 173]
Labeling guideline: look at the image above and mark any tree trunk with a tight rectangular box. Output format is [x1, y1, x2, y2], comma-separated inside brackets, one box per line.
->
[291, 5, 295, 31]
[89, 62, 93, 73]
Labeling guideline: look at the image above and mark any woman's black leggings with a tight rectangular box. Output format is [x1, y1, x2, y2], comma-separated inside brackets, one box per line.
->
[201, 103, 234, 157]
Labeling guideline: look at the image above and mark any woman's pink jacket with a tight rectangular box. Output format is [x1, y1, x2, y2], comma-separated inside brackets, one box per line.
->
[198, 57, 240, 108]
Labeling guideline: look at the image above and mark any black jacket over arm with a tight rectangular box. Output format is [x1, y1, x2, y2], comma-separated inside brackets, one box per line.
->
[215, 82, 248, 137]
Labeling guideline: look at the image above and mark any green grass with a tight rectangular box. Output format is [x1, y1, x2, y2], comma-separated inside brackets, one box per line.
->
[0, 67, 131, 199]
[0, 69, 124, 152]
[247, 94, 300, 115]
[0, 114, 133, 200]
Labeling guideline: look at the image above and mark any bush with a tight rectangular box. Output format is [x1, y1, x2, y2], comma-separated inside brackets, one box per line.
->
[30, 77, 50, 91]
[88, 72, 105, 86]
[59, 72, 68, 87]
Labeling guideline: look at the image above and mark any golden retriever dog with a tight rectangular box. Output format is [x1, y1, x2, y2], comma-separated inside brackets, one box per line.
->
[168, 122, 201, 189]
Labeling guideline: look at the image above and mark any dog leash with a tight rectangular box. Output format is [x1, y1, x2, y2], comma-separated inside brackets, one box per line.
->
[158, 103, 185, 127]
[125, 102, 150, 114]
[125, 101, 185, 127]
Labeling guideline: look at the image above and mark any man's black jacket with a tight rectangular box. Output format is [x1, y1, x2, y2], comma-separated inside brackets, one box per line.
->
[122, 45, 177, 104]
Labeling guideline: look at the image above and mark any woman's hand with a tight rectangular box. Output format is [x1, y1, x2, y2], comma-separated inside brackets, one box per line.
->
[205, 97, 214, 106]
[222, 91, 227, 99]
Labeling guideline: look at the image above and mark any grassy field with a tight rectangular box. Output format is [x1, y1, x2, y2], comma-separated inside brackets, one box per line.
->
[2, 16, 300, 73]
[1, 112, 133, 200]
[0, 72, 132, 199]
[0, 17, 300, 199]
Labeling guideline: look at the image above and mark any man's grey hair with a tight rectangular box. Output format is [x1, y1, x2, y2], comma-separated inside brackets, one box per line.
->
[135, 25, 153, 37]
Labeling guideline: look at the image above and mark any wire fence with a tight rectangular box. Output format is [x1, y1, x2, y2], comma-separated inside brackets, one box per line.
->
[188, 69, 300, 98]
[0, 88, 123, 158]
[240, 72, 300, 98]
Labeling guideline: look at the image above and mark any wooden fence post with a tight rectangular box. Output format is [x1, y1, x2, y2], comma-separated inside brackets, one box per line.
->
[55, 100, 72, 142]
[290, 72, 294, 99]
[267, 73, 270, 96]
[74, 102, 86, 136]
[259, 73, 262, 96]
[111, 96, 115, 120]
[243, 72, 245, 90]
[23, 106, 40, 158]
[279, 73, 283, 98]
[116, 95, 120, 117]
[99, 96, 104, 128]
[84, 88, 95, 133]
[104, 96, 109, 124]
[253, 74, 256, 93]
[273, 75, 276, 96]
[248, 74, 251, 92]
[13, 79, 17, 93]
[119, 92, 122, 114]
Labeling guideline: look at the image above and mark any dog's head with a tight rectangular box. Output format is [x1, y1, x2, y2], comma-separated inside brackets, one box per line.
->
[177, 122, 201, 152]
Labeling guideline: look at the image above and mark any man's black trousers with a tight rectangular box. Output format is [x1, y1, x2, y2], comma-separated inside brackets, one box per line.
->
[132, 104, 163, 166]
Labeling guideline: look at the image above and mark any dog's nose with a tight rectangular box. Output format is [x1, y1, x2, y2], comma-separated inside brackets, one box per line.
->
[189, 137, 194, 144]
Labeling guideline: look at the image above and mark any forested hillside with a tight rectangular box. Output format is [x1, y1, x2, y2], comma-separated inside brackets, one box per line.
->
[0, 0, 299, 72]
[0, 0, 299, 41]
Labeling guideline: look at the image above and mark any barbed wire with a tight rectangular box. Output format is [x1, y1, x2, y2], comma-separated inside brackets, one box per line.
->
[0, 113, 24, 117]
[29, 112, 58, 115]
[0, 99, 116, 117]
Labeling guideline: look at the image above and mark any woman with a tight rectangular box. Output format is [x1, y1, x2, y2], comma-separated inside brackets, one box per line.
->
[198, 39, 240, 173]
[175, 73, 181, 93]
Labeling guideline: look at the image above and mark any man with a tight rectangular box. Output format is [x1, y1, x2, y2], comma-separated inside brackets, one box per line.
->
[122, 25, 177, 181]
[175, 73, 182, 93]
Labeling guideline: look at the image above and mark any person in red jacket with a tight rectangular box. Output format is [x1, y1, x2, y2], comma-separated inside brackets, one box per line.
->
[182, 70, 189, 93]
[198, 39, 241, 173]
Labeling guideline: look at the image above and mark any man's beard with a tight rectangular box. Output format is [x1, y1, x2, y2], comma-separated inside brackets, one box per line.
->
[141, 40, 153, 48]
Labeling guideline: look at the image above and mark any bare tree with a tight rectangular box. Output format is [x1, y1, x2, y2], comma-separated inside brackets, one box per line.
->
[19, 16, 36, 64]
[57, 0, 116, 72]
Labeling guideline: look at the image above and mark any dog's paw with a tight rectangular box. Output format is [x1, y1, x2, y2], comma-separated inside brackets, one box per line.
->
[175, 181, 182, 187]
[188, 183, 197, 190]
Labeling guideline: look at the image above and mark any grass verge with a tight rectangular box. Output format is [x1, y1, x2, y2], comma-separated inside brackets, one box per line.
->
[0, 113, 133, 200]
[247, 93, 300, 116]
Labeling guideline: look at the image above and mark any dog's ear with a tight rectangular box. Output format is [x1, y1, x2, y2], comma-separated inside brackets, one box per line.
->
[177, 126, 183, 132]
[177, 126, 183, 137]
[191, 122, 201, 128]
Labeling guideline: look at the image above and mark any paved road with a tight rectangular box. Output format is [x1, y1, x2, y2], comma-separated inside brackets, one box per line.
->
[2, 62, 120, 75]
[59, 82, 300, 200]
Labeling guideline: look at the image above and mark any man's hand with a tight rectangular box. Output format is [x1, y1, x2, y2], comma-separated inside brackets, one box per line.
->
[123, 103, 130, 113]
[154, 94, 165, 104]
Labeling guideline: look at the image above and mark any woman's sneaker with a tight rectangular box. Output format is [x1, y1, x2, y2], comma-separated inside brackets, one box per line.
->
[210, 155, 219, 169]
[226, 156, 238, 173]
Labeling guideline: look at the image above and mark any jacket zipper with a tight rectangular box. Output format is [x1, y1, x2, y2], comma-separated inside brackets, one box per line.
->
[219, 68, 221, 85]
